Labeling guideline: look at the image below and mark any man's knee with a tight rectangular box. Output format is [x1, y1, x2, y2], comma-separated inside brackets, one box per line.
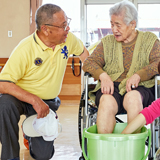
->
[28, 137, 54, 160]
[0, 94, 16, 110]
[31, 151, 54, 160]
[0, 94, 20, 108]
[0, 94, 22, 117]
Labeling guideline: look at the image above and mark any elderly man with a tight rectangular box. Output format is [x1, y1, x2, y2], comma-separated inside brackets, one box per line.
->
[0, 4, 89, 160]
[83, 0, 160, 134]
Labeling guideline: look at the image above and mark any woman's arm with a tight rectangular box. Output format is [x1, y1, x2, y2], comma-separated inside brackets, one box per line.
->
[121, 113, 146, 134]
[136, 40, 160, 82]
[82, 41, 105, 80]
[122, 98, 160, 134]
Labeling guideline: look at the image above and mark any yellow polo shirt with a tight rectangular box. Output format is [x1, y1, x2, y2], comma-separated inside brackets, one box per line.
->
[0, 31, 84, 99]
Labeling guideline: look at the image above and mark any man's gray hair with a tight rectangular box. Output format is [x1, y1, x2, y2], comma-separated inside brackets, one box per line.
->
[109, 0, 138, 26]
[35, 4, 62, 30]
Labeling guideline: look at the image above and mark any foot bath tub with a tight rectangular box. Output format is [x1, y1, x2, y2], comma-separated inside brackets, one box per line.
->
[82, 123, 151, 160]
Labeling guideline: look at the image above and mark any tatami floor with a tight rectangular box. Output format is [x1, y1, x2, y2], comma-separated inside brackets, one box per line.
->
[0, 100, 82, 160]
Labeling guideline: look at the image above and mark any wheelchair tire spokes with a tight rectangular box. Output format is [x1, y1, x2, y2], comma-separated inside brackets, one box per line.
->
[78, 99, 85, 148]
[78, 101, 96, 148]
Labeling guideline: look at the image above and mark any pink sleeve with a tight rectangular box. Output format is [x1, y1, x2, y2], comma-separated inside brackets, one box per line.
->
[140, 98, 160, 125]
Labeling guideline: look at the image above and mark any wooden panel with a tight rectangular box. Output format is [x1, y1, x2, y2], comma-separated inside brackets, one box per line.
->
[62, 67, 81, 84]
[59, 56, 82, 100]
[58, 95, 81, 100]
[0, 58, 8, 72]
[60, 84, 81, 95]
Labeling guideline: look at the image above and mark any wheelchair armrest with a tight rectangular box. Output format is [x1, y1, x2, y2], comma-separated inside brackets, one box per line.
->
[155, 74, 160, 100]
[155, 74, 160, 80]
[84, 72, 92, 77]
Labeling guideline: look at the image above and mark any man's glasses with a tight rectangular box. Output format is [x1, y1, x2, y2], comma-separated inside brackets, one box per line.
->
[44, 18, 72, 31]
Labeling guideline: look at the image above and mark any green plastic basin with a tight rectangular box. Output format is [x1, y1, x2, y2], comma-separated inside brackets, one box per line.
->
[82, 123, 151, 160]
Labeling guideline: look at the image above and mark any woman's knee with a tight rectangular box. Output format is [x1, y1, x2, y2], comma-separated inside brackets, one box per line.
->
[123, 91, 143, 111]
[99, 95, 118, 113]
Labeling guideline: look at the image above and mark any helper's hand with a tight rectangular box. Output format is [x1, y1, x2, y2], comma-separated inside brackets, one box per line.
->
[32, 96, 50, 119]
[99, 72, 114, 94]
[126, 73, 141, 92]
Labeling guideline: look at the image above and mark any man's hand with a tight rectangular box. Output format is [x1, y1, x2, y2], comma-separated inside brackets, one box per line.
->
[126, 74, 141, 92]
[32, 96, 50, 119]
[99, 72, 114, 94]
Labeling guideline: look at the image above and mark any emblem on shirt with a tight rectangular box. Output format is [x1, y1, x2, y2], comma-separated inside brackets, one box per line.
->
[34, 57, 43, 66]
[61, 46, 68, 59]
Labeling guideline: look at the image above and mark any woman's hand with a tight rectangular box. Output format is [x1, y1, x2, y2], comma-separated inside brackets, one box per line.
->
[99, 72, 114, 94]
[126, 74, 141, 92]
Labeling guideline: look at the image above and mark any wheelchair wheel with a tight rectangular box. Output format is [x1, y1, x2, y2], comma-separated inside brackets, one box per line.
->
[78, 89, 86, 148]
[78, 88, 98, 148]
[79, 156, 85, 160]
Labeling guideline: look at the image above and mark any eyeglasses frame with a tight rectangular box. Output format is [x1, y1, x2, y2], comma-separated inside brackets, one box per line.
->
[44, 18, 72, 31]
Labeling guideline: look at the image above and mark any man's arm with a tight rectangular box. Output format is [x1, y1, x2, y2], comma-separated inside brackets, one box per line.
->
[79, 46, 89, 63]
[0, 81, 49, 118]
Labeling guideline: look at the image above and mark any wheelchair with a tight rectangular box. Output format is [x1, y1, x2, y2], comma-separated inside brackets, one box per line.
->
[78, 72, 160, 160]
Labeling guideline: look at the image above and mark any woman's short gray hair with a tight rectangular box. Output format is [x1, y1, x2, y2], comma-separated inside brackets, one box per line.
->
[109, 0, 138, 26]
[35, 4, 62, 30]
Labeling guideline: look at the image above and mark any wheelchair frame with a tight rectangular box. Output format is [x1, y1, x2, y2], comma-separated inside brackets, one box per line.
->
[78, 72, 160, 160]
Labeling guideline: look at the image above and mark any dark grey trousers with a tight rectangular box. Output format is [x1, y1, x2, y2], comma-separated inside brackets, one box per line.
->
[0, 94, 61, 160]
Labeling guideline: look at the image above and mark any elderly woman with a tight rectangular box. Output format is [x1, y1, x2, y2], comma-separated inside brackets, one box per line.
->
[83, 0, 160, 134]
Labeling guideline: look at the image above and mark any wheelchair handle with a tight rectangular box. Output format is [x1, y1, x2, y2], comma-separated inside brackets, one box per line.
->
[85, 73, 89, 118]
[84, 72, 92, 77]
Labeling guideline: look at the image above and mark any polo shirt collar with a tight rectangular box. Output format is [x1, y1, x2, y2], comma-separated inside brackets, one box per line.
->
[34, 31, 49, 51]
[33, 31, 65, 52]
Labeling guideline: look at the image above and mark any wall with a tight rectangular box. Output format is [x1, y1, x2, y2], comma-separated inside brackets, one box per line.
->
[0, 1, 82, 101]
[0, 0, 30, 58]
